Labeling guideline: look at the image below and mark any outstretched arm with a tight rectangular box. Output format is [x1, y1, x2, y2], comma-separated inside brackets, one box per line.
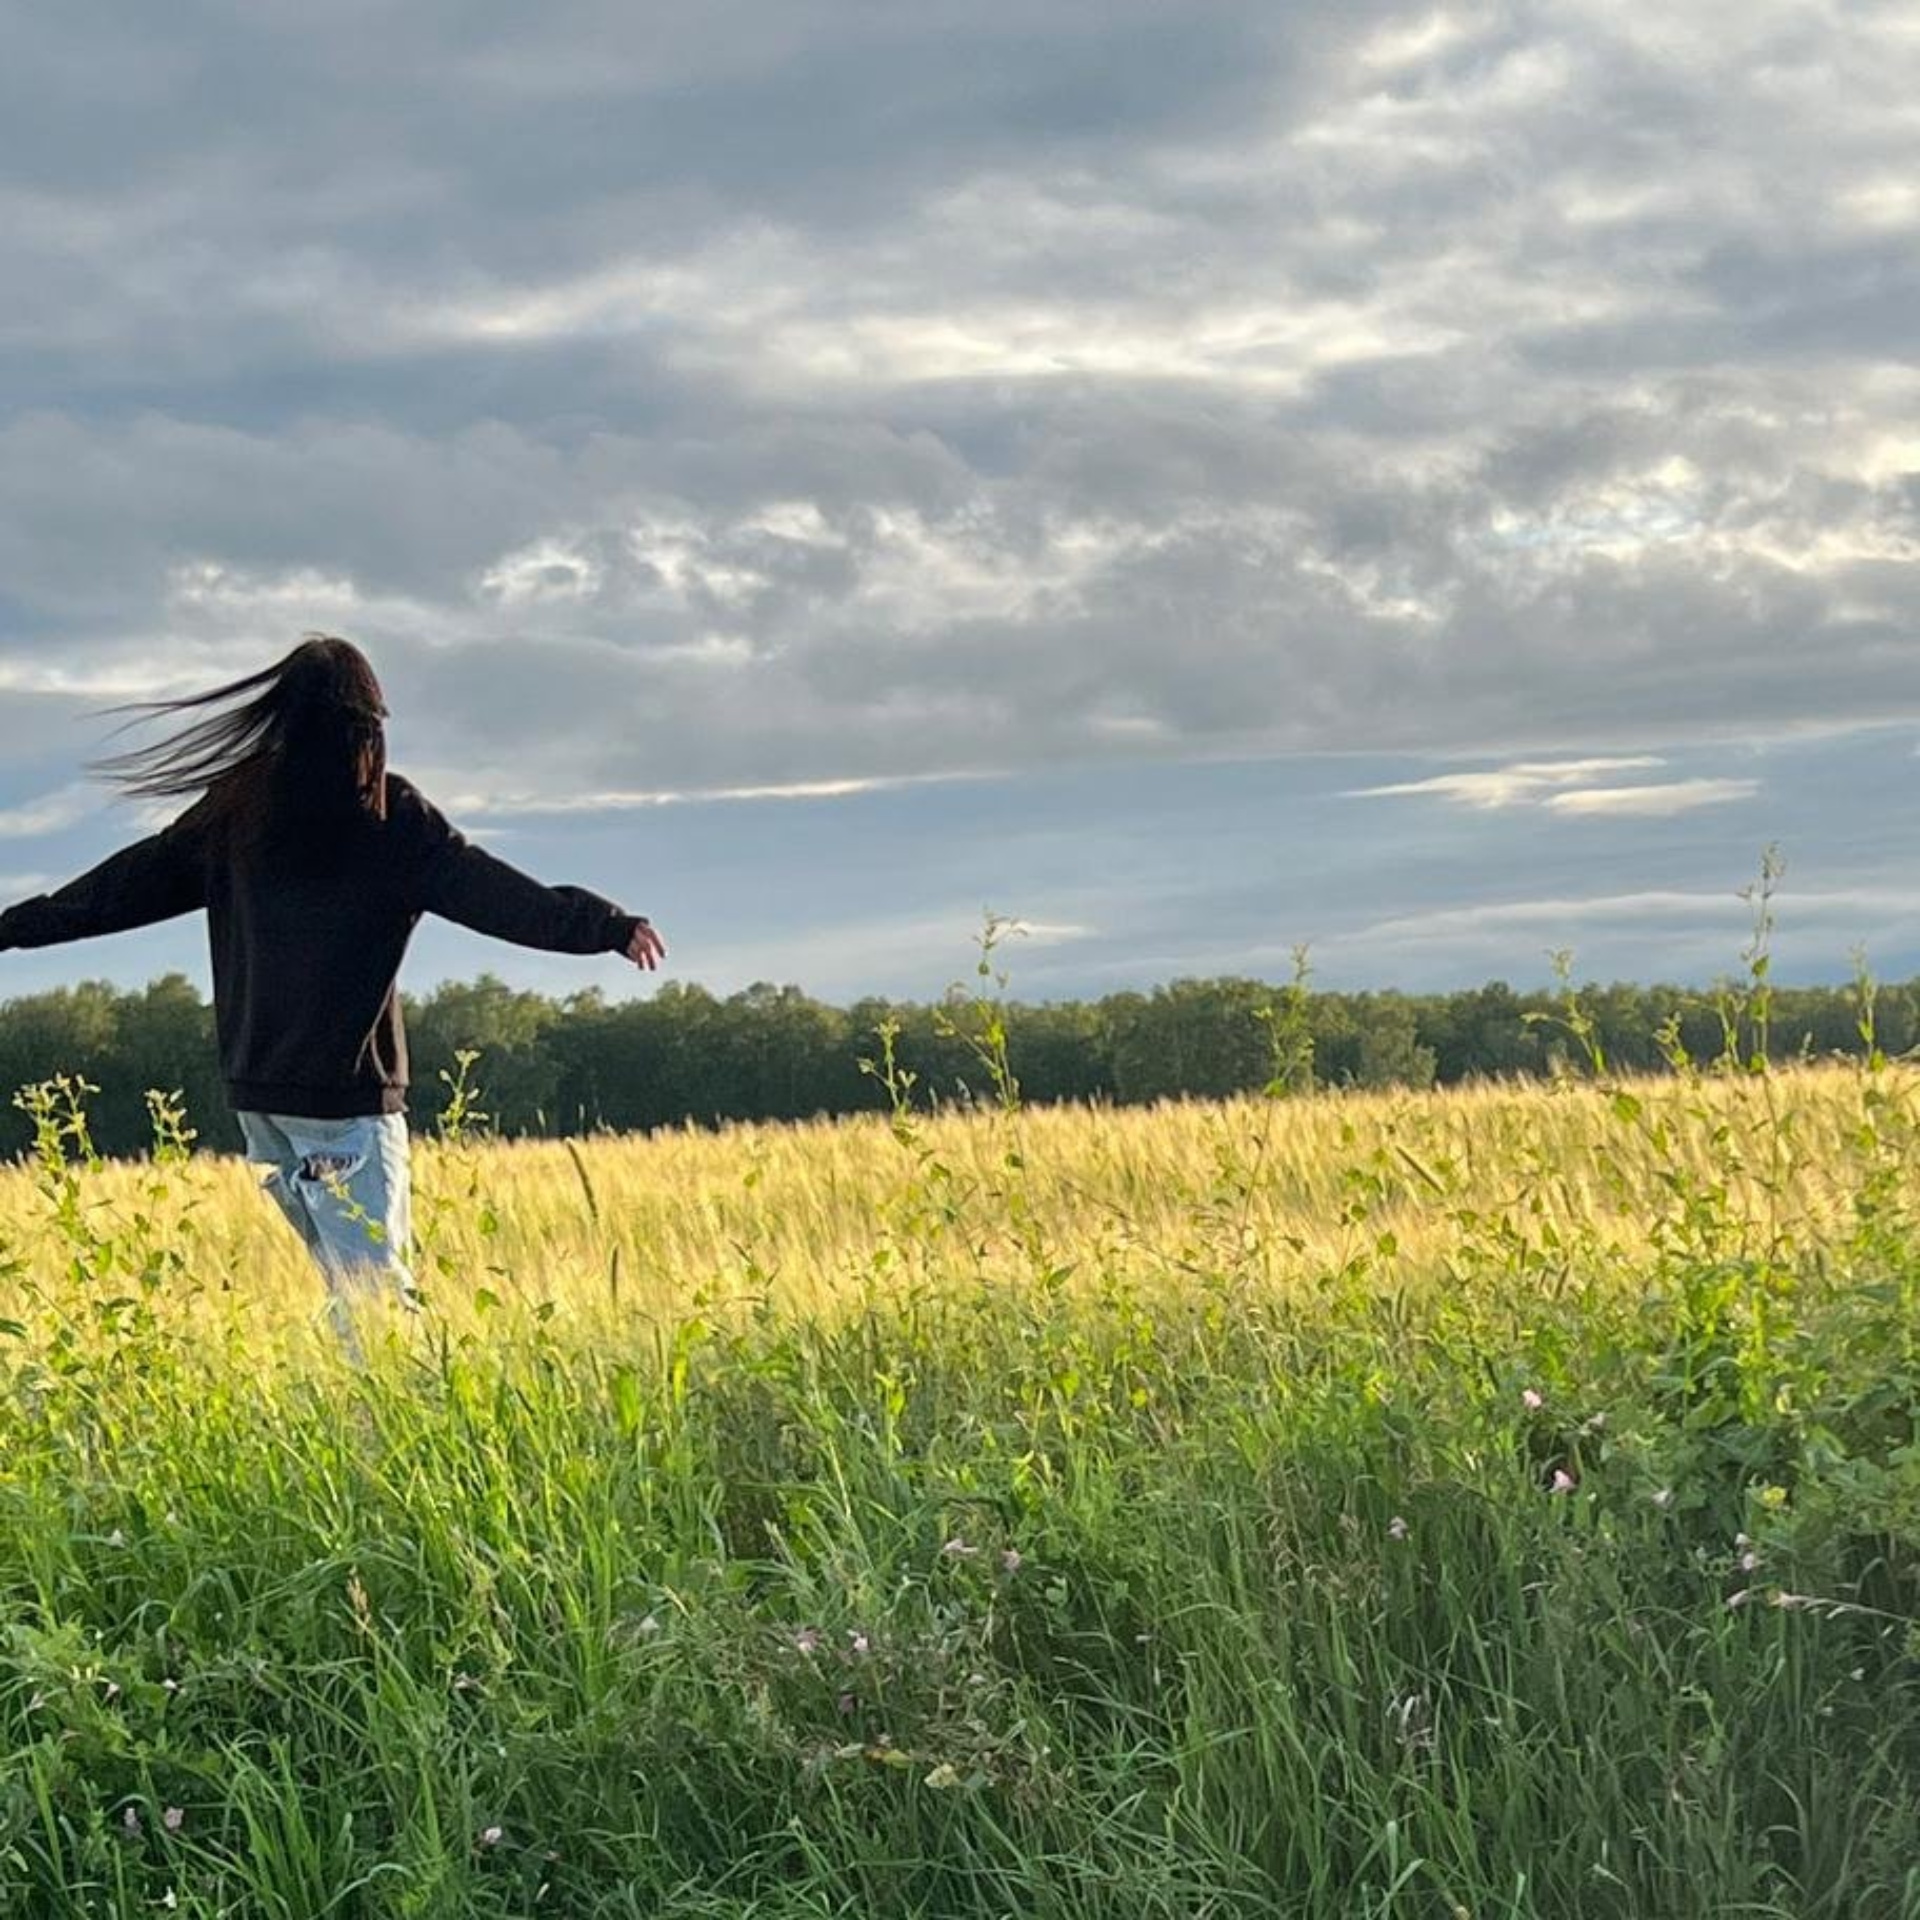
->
[399, 781, 664, 965]
[0, 825, 203, 951]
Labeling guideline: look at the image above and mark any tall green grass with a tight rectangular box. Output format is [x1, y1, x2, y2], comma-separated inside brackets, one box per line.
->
[2, 1004, 1918, 1915]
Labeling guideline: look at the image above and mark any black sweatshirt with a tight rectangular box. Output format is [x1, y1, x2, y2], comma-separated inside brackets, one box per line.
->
[0, 774, 642, 1117]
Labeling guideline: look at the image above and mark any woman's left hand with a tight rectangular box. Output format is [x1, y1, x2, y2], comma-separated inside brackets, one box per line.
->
[626, 918, 667, 970]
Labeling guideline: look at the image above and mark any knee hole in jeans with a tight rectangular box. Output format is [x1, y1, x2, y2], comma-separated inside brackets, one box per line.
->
[297, 1152, 366, 1184]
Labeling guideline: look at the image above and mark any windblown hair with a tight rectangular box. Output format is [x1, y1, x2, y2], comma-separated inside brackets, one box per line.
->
[94, 635, 390, 844]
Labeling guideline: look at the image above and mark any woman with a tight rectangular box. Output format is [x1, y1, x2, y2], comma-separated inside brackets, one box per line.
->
[0, 635, 666, 1339]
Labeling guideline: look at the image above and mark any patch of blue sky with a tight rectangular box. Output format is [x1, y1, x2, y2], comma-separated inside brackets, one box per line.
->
[3, 727, 1918, 1008]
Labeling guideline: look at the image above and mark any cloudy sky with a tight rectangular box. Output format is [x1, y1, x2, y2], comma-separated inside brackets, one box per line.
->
[2, 0, 1917, 1006]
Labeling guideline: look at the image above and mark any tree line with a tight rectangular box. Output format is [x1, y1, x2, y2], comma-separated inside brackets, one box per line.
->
[0, 965, 1911, 1161]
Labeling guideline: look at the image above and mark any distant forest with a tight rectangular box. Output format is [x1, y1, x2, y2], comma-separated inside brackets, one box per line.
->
[0, 965, 1912, 1161]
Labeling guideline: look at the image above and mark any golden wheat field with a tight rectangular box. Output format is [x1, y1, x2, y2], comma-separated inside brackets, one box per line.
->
[0, 1062, 1902, 1347]
[462, 1062, 1889, 1302]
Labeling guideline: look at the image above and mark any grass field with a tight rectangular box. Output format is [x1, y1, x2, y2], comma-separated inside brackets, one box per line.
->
[2, 1048, 1919, 1917]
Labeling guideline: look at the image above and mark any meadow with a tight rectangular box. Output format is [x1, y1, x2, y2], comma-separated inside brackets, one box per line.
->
[2, 1024, 1918, 1916]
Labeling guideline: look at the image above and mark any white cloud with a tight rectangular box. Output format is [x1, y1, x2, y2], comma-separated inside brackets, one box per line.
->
[479, 539, 604, 605]
[0, 784, 99, 839]
[1001, 919, 1095, 946]
[1354, 890, 1751, 942]
[0, 658, 190, 701]
[1545, 778, 1758, 817]
[1354, 762, 1763, 819]
[1341, 884, 1920, 952]
[167, 560, 360, 614]
[1353, 7, 1492, 76]
[1352, 758, 1665, 809]
[444, 770, 988, 817]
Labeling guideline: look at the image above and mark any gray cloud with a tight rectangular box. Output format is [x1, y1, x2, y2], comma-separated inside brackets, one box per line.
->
[0, 0, 1915, 824]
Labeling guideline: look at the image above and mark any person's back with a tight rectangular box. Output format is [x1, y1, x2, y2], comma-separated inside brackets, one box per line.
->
[0, 634, 666, 1346]
[179, 769, 647, 1117]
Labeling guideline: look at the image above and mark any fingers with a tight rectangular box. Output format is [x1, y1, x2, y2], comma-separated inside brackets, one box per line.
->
[627, 918, 668, 970]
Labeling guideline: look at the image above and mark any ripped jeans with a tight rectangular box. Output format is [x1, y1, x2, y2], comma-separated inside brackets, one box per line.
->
[237, 1111, 416, 1347]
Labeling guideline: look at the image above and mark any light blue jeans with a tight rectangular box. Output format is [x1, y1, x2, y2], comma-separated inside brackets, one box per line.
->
[238, 1111, 417, 1346]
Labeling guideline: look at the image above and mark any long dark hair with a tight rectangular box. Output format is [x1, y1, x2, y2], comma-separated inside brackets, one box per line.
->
[94, 635, 390, 844]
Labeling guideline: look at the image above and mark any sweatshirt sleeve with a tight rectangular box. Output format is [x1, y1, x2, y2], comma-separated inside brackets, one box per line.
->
[396, 779, 640, 955]
[0, 815, 205, 951]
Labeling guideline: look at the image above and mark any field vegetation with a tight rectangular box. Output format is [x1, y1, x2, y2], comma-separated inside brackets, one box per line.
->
[2, 959, 1918, 1916]
[8, 959, 1920, 1159]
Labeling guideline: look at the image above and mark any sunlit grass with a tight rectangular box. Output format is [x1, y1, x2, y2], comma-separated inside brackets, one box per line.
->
[0, 1066, 1900, 1337]
[2, 1058, 1918, 1916]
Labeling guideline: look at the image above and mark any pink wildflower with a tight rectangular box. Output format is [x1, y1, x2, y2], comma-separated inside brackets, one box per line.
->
[1550, 1468, 1576, 1494]
[1522, 1389, 1544, 1412]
